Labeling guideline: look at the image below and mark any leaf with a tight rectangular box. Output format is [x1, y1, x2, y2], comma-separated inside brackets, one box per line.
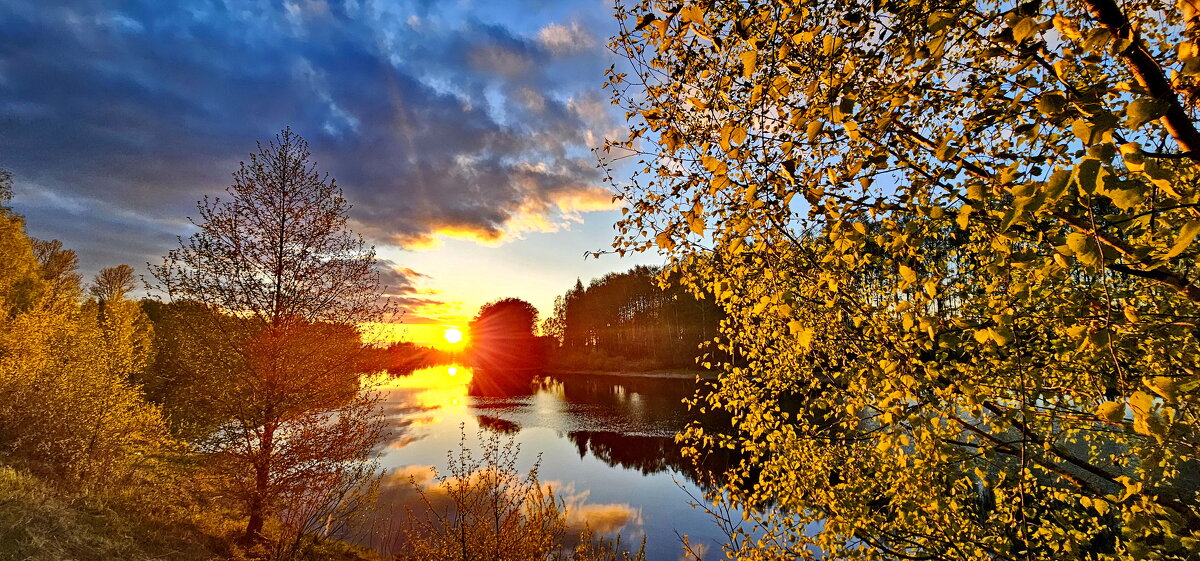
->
[1071, 157, 1104, 194]
[634, 13, 657, 31]
[1096, 401, 1125, 423]
[730, 124, 748, 146]
[1066, 232, 1102, 267]
[689, 213, 705, 236]
[1126, 98, 1169, 129]
[655, 231, 674, 250]
[1037, 92, 1067, 115]
[790, 320, 813, 349]
[1013, 17, 1038, 43]
[1163, 220, 1200, 261]
[680, 5, 704, 25]
[740, 50, 757, 78]
[899, 265, 918, 283]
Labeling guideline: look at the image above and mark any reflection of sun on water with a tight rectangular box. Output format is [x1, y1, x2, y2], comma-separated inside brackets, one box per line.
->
[379, 365, 471, 413]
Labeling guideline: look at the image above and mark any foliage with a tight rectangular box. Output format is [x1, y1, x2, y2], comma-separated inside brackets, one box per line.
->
[150, 128, 387, 545]
[609, 0, 1200, 559]
[0, 205, 167, 488]
[544, 266, 723, 370]
[399, 428, 646, 561]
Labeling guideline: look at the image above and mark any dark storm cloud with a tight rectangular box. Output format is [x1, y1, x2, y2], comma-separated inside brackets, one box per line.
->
[0, 0, 620, 267]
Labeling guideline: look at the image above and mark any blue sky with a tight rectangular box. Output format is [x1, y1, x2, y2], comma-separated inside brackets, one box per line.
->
[0, 0, 657, 343]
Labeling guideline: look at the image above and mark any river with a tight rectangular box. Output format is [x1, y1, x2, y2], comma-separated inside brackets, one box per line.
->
[356, 364, 733, 560]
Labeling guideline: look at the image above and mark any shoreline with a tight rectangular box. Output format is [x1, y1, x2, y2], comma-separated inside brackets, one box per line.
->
[543, 368, 720, 380]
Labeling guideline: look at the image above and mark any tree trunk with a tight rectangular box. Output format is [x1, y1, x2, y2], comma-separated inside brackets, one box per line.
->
[240, 424, 275, 546]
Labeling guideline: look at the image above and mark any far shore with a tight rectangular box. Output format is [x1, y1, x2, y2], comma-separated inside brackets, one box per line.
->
[544, 368, 720, 380]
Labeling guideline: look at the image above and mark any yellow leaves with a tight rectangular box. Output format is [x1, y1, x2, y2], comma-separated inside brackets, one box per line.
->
[700, 155, 726, 174]
[1130, 391, 1166, 438]
[956, 205, 972, 229]
[789, 320, 813, 350]
[1013, 17, 1038, 43]
[688, 212, 705, 236]
[1126, 97, 1169, 130]
[679, 5, 705, 26]
[898, 265, 917, 283]
[806, 120, 824, 143]
[1081, 495, 1111, 515]
[1053, 14, 1083, 40]
[1071, 157, 1106, 195]
[1037, 92, 1067, 116]
[1142, 376, 1180, 401]
[720, 122, 749, 152]
[654, 230, 674, 250]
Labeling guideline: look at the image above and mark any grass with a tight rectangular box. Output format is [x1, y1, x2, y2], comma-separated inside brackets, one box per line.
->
[0, 464, 381, 561]
[0, 465, 223, 561]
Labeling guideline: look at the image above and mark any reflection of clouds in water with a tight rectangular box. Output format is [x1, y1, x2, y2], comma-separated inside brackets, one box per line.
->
[373, 402, 438, 453]
[360, 465, 642, 556]
[552, 483, 643, 537]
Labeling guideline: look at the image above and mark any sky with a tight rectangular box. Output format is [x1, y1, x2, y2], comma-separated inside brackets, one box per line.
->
[0, 0, 658, 346]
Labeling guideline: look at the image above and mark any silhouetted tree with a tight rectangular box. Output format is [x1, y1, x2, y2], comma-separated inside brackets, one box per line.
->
[469, 298, 540, 367]
[150, 128, 385, 546]
[89, 264, 136, 302]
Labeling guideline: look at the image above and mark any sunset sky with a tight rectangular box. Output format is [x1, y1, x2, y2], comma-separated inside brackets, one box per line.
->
[0, 0, 657, 346]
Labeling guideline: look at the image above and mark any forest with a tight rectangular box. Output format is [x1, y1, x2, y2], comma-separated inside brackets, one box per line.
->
[4, 0, 1200, 560]
[541, 266, 724, 372]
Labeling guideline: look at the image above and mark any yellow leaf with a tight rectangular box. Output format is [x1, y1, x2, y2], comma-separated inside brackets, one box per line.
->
[1095, 401, 1124, 423]
[1163, 220, 1200, 261]
[740, 50, 757, 78]
[689, 213, 705, 236]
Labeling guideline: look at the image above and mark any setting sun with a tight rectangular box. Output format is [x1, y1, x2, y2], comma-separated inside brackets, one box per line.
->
[443, 327, 463, 345]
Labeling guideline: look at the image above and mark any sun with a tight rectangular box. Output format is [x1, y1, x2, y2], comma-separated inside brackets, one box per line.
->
[443, 327, 463, 345]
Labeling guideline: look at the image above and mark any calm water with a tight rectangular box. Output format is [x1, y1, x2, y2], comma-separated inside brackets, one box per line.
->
[360, 365, 732, 561]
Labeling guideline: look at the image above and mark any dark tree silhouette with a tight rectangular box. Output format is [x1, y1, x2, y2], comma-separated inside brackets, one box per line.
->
[89, 264, 136, 302]
[468, 298, 544, 393]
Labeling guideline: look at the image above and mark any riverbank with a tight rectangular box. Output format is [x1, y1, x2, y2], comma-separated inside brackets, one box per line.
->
[544, 368, 720, 380]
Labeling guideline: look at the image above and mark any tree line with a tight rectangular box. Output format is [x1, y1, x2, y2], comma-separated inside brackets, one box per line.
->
[541, 265, 724, 371]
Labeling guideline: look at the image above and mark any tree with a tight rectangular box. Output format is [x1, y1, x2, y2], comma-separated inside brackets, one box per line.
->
[610, 1, 1200, 559]
[469, 298, 542, 369]
[150, 128, 386, 546]
[89, 264, 136, 302]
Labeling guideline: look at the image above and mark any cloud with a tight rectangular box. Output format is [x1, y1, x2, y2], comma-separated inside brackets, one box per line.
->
[537, 22, 597, 54]
[373, 259, 456, 323]
[0, 0, 624, 275]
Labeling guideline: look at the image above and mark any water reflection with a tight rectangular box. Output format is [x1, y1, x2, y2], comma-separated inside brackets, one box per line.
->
[367, 365, 734, 560]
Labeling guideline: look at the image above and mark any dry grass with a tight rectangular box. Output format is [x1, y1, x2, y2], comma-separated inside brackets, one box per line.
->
[0, 465, 222, 561]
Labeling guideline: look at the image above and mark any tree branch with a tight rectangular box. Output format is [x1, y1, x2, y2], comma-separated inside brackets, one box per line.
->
[1083, 0, 1200, 159]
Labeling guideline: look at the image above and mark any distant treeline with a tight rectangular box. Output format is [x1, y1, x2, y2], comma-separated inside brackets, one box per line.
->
[359, 341, 454, 375]
[541, 266, 724, 371]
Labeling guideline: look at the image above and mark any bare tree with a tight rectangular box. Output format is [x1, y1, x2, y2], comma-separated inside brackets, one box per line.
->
[150, 128, 387, 548]
[89, 264, 136, 302]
